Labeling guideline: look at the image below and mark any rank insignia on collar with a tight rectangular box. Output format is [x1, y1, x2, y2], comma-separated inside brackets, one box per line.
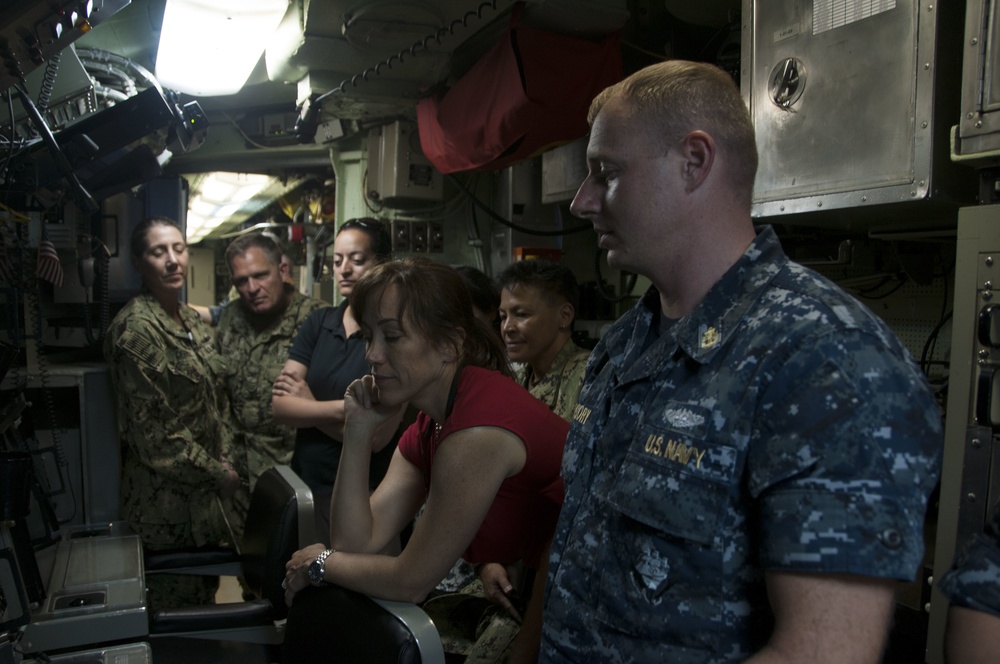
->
[700, 326, 720, 349]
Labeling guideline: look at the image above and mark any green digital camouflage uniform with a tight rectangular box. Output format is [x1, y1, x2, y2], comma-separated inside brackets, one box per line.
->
[514, 340, 590, 422]
[216, 290, 327, 535]
[104, 289, 236, 610]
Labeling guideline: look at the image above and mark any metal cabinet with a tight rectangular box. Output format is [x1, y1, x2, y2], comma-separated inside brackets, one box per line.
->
[954, 0, 1000, 162]
[741, 0, 971, 224]
[928, 204, 1000, 662]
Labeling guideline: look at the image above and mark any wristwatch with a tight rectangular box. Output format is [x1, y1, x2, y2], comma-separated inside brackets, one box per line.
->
[307, 549, 335, 587]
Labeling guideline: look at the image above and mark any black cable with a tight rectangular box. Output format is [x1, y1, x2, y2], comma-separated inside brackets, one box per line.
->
[24, 284, 77, 524]
[593, 246, 637, 303]
[448, 175, 591, 237]
[75, 47, 161, 95]
[469, 182, 481, 240]
[1, 88, 19, 197]
[920, 309, 953, 378]
[12, 82, 98, 213]
[926, 270, 950, 372]
[36, 52, 61, 113]
[97, 241, 110, 339]
[856, 273, 909, 300]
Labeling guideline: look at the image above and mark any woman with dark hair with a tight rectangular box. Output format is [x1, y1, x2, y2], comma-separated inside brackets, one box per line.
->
[103, 216, 239, 609]
[455, 264, 501, 335]
[283, 257, 569, 656]
[272, 218, 400, 541]
[496, 259, 590, 422]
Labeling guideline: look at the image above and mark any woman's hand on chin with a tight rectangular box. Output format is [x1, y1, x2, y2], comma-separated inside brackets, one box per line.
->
[344, 375, 402, 441]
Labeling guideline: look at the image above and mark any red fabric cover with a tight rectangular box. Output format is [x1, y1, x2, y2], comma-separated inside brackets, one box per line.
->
[417, 4, 622, 174]
[397, 366, 569, 569]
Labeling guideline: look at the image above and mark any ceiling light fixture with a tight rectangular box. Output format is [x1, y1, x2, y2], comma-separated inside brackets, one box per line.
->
[186, 172, 275, 243]
[155, 0, 289, 96]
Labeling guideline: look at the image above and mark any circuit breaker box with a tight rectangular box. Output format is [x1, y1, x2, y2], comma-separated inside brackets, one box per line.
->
[741, 0, 969, 221]
[366, 120, 443, 207]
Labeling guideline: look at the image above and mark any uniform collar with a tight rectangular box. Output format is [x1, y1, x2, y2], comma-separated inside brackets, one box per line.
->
[321, 301, 355, 338]
[606, 225, 787, 381]
[232, 290, 306, 337]
[135, 287, 198, 340]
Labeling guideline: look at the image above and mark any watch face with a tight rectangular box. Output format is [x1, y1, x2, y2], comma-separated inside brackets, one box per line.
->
[307, 558, 323, 586]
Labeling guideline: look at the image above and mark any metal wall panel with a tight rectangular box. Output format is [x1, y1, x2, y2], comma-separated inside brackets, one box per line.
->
[927, 204, 1000, 663]
[742, 0, 968, 220]
[954, 0, 1000, 161]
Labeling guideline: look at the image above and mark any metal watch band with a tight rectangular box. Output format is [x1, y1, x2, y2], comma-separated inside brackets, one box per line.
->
[308, 548, 335, 587]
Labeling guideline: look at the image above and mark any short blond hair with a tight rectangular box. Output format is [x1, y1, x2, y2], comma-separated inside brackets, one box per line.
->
[589, 60, 758, 200]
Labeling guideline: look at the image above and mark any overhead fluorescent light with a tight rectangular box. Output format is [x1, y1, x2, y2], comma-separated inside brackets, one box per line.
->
[155, 0, 288, 96]
[186, 172, 274, 243]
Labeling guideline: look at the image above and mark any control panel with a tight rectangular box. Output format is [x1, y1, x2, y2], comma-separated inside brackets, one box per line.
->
[0, 0, 131, 94]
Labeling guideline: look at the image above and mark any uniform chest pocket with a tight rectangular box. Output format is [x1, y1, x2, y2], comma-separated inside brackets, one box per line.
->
[166, 353, 209, 395]
[595, 437, 746, 647]
[607, 435, 738, 545]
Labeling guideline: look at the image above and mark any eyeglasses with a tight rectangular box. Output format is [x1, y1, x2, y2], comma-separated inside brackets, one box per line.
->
[339, 218, 382, 232]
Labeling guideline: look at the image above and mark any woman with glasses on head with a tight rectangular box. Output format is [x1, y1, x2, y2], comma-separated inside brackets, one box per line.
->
[103, 216, 239, 610]
[272, 218, 402, 541]
[282, 257, 569, 660]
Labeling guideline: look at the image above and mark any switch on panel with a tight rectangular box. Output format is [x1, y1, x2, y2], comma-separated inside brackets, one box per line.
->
[976, 365, 1000, 430]
[391, 220, 411, 253]
[980, 303, 1000, 348]
[410, 221, 428, 253]
[428, 222, 444, 253]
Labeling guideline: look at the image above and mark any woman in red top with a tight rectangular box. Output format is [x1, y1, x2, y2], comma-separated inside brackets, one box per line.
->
[283, 258, 569, 644]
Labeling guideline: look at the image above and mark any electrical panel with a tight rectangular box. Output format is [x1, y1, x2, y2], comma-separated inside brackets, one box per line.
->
[0, 364, 120, 529]
[8, 45, 96, 140]
[410, 221, 428, 252]
[428, 222, 444, 252]
[0, 0, 131, 94]
[387, 219, 444, 254]
[927, 204, 1000, 662]
[390, 220, 411, 253]
[366, 120, 443, 207]
[953, 0, 1000, 163]
[741, 0, 971, 223]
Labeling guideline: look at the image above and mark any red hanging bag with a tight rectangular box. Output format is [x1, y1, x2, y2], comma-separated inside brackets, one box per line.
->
[417, 2, 622, 174]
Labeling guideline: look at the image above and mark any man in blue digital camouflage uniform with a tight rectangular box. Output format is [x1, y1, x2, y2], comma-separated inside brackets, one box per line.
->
[939, 502, 1000, 663]
[534, 60, 943, 663]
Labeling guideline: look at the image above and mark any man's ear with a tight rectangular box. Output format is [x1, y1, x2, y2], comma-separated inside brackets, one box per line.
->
[680, 130, 715, 192]
[279, 258, 292, 283]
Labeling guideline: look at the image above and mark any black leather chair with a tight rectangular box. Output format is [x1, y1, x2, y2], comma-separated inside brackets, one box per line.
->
[284, 584, 445, 664]
[144, 464, 315, 645]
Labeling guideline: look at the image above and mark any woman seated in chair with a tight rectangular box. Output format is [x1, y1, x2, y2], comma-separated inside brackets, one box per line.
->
[283, 257, 569, 654]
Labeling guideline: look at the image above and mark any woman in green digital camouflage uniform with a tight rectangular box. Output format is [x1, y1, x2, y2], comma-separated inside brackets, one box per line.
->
[104, 216, 240, 609]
